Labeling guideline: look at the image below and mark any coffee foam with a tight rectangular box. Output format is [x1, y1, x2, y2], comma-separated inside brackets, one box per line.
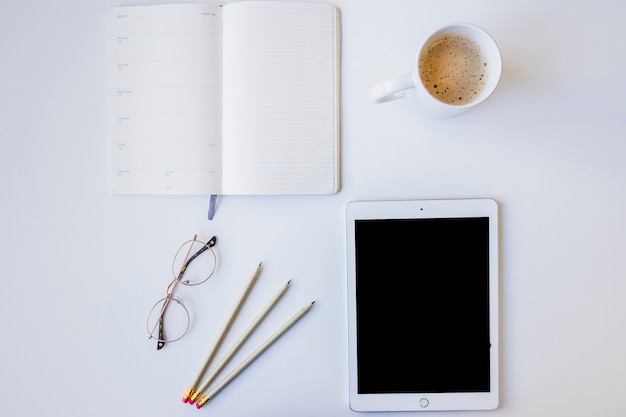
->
[419, 33, 487, 105]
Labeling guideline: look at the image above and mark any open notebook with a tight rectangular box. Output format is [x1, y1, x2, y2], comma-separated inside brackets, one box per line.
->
[108, 2, 341, 195]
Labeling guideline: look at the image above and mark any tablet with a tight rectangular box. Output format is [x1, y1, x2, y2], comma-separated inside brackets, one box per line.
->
[346, 199, 499, 412]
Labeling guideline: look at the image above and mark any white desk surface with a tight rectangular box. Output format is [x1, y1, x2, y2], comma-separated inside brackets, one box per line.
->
[2, 0, 626, 416]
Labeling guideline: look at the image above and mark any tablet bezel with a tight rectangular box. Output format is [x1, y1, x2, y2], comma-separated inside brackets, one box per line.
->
[346, 198, 499, 412]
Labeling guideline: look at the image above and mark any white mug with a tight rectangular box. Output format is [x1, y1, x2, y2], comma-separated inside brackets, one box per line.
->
[370, 23, 502, 119]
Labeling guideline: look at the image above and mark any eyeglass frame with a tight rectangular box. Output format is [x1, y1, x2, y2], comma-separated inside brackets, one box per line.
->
[146, 235, 217, 350]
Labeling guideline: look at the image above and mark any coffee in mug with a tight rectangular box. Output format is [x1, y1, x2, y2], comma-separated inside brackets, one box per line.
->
[370, 23, 502, 119]
[419, 33, 487, 105]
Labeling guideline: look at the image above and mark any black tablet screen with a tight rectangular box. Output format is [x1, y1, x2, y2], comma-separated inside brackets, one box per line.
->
[354, 217, 491, 394]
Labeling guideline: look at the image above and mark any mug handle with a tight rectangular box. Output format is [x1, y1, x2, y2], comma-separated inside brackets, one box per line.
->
[370, 74, 414, 104]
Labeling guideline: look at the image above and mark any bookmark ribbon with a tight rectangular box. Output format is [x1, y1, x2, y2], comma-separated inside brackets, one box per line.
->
[208, 195, 218, 220]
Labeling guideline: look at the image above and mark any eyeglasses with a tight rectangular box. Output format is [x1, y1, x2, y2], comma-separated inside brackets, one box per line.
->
[147, 235, 217, 350]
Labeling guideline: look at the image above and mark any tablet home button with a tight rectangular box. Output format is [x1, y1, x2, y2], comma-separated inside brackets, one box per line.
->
[419, 398, 429, 408]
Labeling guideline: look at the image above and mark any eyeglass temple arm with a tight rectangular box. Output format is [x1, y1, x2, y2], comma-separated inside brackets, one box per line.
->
[157, 317, 165, 350]
[179, 236, 218, 281]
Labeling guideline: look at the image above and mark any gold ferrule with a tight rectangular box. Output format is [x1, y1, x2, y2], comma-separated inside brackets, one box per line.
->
[183, 388, 196, 402]
[189, 390, 201, 403]
[196, 396, 210, 408]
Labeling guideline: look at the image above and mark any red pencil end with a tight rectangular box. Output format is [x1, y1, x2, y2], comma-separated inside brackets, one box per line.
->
[182, 388, 196, 404]
[196, 396, 209, 409]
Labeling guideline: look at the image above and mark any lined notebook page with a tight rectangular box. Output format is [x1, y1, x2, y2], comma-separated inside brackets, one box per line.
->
[108, 4, 223, 194]
[221, 1, 340, 194]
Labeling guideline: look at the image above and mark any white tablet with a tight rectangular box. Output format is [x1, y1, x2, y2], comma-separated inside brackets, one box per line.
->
[346, 199, 499, 412]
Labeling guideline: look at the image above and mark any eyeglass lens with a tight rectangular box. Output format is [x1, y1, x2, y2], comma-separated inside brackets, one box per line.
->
[172, 237, 217, 286]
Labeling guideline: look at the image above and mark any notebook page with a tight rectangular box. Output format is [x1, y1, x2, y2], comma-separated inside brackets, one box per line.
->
[108, 4, 223, 194]
[221, 1, 340, 194]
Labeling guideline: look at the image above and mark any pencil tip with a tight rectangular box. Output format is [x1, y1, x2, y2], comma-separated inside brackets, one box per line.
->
[258, 261, 263, 267]
[311, 300, 316, 305]
[287, 279, 292, 284]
